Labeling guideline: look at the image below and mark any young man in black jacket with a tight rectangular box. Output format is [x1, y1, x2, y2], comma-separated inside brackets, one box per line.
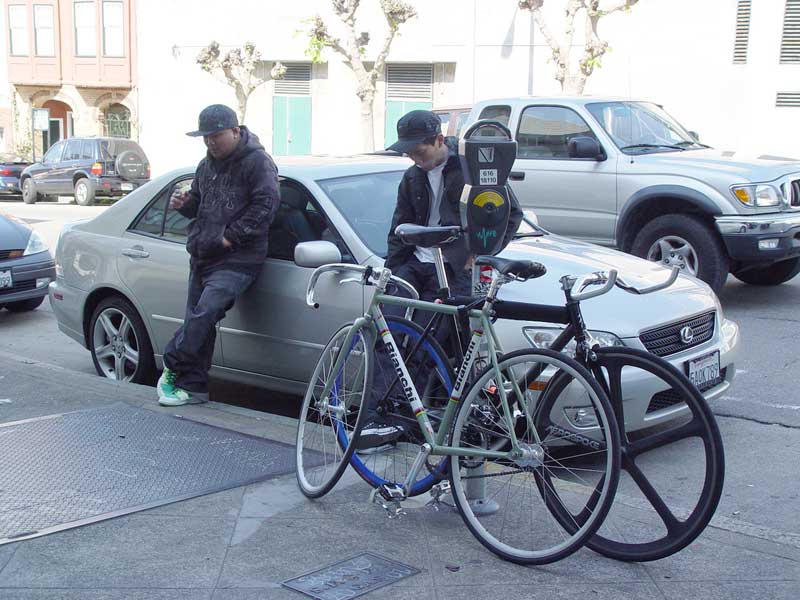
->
[357, 110, 523, 448]
[157, 104, 280, 406]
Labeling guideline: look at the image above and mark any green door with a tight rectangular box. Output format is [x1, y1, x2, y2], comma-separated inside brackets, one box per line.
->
[273, 96, 312, 155]
[385, 100, 432, 148]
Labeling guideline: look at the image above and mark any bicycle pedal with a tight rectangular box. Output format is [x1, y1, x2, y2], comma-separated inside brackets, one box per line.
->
[369, 486, 406, 518]
[425, 481, 453, 511]
[378, 483, 406, 502]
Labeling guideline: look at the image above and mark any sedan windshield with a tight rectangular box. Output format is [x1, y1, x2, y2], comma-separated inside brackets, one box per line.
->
[586, 101, 704, 154]
[317, 170, 404, 258]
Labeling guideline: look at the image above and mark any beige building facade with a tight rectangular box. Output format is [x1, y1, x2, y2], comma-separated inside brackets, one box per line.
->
[4, 0, 138, 159]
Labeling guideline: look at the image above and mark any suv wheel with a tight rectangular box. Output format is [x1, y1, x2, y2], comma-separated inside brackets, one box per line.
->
[732, 257, 800, 286]
[22, 178, 41, 204]
[89, 296, 156, 384]
[631, 214, 729, 292]
[74, 178, 96, 206]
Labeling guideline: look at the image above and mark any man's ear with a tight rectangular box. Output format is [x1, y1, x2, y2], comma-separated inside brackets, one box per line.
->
[232, 127, 241, 137]
[436, 133, 445, 146]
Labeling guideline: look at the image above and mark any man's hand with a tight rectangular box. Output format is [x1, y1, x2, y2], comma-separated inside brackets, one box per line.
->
[222, 237, 233, 249]
[465, 254, 477, 271]
[169, 189, 190, 210]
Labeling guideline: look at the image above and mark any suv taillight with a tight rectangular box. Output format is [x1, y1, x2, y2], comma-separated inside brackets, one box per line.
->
[0, 169, 11, 176]
[91, 162, 103, 175]
[146, 164, 150, 179]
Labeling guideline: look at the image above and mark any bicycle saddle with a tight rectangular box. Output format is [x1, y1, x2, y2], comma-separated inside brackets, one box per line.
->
[475, 256, 547, 280]
[395, 223, 462, 248]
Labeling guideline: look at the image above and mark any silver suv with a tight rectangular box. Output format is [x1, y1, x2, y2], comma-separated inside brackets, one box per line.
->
[467, 97, 800, 291]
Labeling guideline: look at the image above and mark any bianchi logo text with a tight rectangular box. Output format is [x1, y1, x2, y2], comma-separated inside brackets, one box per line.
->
[387, 343, 415, 400]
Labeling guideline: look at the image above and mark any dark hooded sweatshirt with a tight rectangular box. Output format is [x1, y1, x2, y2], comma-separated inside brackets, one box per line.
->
[178, 126, 280, 275]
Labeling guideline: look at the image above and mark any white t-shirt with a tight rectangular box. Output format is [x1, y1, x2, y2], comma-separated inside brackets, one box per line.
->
[414, 161, 446, 264]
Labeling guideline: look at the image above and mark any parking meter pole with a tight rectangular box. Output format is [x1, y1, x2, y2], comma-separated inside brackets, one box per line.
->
[458, 120, 517, 518]
[432, 248, 450, 296]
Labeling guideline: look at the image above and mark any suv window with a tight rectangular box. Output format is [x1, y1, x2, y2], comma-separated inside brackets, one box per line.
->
[64, 139, 82, 161]
[476, 105, 511, 136]
[99, 139, 142, 160]
[517, 106, 599, 159]
[43, 141, 65, 164]
[80, 139, 95, 160]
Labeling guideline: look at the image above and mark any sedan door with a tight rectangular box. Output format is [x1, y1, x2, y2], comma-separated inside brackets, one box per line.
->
[56, 139, 83, 195]
[114, 178, 223, 364]
[509, 104, 618, 245]
[33, 141, 65, 194]
[219, 179, 367, 385]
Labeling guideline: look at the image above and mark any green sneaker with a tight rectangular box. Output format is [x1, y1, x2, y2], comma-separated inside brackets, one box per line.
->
[158, 387, 209, 407]
[157, 367, 177, 400]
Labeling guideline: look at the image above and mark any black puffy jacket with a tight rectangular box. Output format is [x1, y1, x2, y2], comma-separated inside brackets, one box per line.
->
[385, 137, 523, 272]
[179, 127, 280, 273]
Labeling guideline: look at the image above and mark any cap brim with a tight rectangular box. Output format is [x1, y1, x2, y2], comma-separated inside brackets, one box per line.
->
[186, 129, 215, 137]
[386, 137, 427, 154]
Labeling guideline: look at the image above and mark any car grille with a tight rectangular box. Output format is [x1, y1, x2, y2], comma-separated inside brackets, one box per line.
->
[0, 279, 36, 296]
[0, 250, 24, 261]
[639, 311, 716, 357]
[646, 368, 727, 413]
[791, 179, 800, 207]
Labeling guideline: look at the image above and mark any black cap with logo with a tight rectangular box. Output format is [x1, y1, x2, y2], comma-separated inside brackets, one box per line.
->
[386, 110, 442, 154]
[186, 104, 239, 137]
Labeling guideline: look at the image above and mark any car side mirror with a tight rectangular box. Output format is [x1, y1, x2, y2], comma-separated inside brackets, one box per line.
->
[568, 136, 605, 161]
[294, 240, 342, 268]
[688, 130, 700, 142]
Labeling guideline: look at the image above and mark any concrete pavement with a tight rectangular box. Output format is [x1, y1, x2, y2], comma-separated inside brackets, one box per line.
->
[0, 350, 798, 599]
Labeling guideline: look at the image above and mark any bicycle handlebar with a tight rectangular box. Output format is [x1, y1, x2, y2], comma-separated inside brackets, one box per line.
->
[616, 266, 680, 295]
[565, 266, 680, 303]
[305, 264, 419, 309]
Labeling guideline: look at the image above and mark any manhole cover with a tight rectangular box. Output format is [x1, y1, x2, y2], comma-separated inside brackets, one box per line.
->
[0, 404, 312, 544]
[283, 552, 420, 599]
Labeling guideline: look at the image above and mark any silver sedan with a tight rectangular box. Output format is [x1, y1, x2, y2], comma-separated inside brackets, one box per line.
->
[48, 156, 739, 433]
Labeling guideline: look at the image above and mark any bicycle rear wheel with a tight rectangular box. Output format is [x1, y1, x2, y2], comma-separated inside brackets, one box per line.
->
[588, 347, 725, 561]
[296, 323, 372, 498]
[348, 316, 454, 496]
[449, 348, 620, 565]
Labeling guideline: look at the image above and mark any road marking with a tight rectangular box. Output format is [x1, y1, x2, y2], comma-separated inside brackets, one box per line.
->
[719, 395, 800, 411]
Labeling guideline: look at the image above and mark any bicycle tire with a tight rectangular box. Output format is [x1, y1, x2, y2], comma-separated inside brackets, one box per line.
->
[296, 323, 373, 498]
[538, 346, 725, 561]
[449, 348, 621, 565]
[348, 315, 454, 496]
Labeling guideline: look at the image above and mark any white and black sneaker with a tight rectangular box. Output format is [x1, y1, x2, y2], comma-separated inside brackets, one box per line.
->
[355, 420, 404, 452]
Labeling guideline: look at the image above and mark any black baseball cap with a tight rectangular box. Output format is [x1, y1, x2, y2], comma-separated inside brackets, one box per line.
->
[386, 110, 442, 154]
[186, 104, 239, 137]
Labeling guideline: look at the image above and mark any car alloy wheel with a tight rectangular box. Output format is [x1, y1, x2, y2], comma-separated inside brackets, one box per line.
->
[646, 235, 699, 276]
[92, 306, 141, 382]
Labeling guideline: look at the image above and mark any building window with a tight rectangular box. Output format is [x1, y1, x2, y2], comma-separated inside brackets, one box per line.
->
[104, 103, 131, 138]
[33, 4, 55, 57]
[8, 5, 29, 56]
[102, 1, 124, 57]
[74, 1, 96, 57]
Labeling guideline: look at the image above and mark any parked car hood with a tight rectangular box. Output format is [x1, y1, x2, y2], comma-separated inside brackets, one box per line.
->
[0, 213, 32, 250]
[496, 233, 716, 338]
[640, 148, 800, 183]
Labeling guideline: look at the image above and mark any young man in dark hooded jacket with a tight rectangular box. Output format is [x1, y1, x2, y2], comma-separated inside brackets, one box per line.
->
[157, 104, 280, 406]
[356, 109, 523, 449]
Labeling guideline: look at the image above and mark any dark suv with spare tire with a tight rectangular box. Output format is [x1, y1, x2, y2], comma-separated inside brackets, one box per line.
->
[20, 137, 149, 206]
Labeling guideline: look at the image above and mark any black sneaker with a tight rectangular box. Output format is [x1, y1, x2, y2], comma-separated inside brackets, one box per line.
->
[356, 420, 404, 451]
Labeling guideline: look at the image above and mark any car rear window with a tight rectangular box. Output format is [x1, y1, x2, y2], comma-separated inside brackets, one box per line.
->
[98, 139, 145, 160]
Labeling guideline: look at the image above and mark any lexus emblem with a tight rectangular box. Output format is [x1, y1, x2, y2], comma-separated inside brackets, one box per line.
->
[680, 326, 695, 344]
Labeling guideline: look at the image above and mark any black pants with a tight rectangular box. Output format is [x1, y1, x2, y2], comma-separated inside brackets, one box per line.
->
[368, 258, 472, 419]
[163, 268, 255, 393]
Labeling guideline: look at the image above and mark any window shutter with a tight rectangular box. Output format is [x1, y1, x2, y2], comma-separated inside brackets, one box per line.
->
[274, 63, 312, 95]
[733, 1, 751, 64]
[781, 0, 800, 63]
[776, 92, 800, 107]
[387, 64, 433, 100]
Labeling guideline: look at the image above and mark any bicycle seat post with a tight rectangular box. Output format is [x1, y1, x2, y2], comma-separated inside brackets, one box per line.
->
[432, 247, 450, 297]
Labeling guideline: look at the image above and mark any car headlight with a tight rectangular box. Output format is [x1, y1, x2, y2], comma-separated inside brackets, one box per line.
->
[23, 230, 49, 256]
[731, 184, 782, 207]
[522, 326, 623, 357]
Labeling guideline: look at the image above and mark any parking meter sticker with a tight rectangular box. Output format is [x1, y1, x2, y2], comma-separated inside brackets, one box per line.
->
[479, 169, 498, 185]
[472, 190, 505, 208]
[478, 147, 494, 162]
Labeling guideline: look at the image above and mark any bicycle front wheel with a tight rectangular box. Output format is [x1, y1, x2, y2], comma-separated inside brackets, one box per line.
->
[449, 348, 620, 565]
[296, 323, 373, 498]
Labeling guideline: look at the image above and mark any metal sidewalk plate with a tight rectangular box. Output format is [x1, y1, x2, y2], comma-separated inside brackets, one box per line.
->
[0, 404, 308, 544]
[282, 552, 420, 599]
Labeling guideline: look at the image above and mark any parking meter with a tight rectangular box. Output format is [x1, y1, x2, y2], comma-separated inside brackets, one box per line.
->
[459, 120, 516, 256]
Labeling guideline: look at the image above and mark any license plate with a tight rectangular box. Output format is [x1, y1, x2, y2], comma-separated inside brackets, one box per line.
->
[0, 269, 12, 289]
[686, 350, 721, 391]
[121, 183, 134, 191]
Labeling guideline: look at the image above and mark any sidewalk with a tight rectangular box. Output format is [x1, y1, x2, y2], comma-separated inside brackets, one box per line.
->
[0, 351, 797, 599]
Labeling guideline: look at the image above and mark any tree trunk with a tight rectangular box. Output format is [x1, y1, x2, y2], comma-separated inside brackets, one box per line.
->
[360, 95, 375, 152]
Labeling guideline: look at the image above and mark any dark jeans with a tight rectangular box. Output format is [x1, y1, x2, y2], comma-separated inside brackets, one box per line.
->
[368, 258, 472, 419]
[163, 268, 255, 393]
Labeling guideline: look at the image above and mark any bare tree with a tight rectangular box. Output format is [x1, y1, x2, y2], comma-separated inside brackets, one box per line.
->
[305, 0, 417, 151]
[519, 0, 639, 94]
[196, 41, 268, 123]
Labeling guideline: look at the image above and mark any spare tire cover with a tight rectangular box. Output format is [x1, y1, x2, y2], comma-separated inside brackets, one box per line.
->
[116, 150, 146, 180]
